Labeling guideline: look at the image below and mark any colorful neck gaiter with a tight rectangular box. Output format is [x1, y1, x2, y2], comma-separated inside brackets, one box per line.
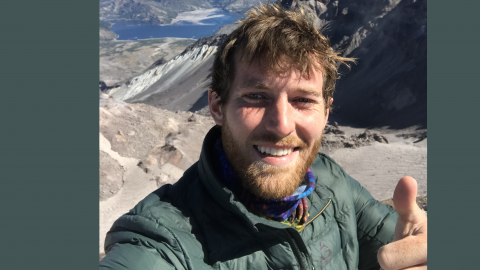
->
[214, 138, 316, 232]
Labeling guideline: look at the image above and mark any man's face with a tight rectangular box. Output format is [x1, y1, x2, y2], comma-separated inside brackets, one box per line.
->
[210, 59, 330, 199]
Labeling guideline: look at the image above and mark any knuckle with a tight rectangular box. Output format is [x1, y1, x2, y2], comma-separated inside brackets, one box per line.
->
[377, 246, 395, 270]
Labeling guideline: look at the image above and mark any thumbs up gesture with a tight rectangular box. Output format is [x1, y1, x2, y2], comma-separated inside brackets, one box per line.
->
[377, 176, 428, 270]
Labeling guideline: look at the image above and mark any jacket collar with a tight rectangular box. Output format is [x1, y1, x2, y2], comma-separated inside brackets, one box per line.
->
[197, 126, 334, 232]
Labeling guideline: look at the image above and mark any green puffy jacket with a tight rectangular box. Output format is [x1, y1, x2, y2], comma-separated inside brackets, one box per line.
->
[100, 126, 398, 270]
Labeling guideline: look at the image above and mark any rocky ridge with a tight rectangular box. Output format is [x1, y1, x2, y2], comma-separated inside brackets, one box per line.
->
[105, 35, 227, 111]
[277, 0, 427, 128]
[100, 38, 196, 85]
[106, 0, 427, 128]
[322, 123, 390, 152]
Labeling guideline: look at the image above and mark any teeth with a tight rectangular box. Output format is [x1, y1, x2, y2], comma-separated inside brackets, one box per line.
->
[256, 146, 293, 157]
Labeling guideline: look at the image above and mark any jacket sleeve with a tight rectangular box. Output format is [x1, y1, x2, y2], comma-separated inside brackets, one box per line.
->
[344, 172, 398, 270]
[100, 190, 200, 270]
[99, 211, 192, 270]
[100, 241, 178, 270]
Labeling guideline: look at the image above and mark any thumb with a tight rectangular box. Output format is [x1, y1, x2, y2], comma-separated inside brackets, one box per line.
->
[378, 177, 427, 269]
[393, 176, 420, 221]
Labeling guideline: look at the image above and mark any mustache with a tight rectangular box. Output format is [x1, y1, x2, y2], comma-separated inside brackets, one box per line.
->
[249, 133, 308, 148]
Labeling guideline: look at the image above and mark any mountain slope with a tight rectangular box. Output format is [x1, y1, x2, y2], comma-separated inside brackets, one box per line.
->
[277, 0, 427, 128]
[107, 0, 427, 128]
[100, 38, 196, 85]
[107, 35, 227, 111]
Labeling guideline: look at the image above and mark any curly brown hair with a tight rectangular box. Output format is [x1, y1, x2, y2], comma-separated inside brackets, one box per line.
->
[210, 4, 355, 110]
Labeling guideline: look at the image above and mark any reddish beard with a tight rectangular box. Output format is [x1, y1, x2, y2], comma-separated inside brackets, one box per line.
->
[221, 120, 323, 199]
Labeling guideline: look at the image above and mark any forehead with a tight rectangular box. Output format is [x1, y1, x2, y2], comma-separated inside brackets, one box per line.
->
[232, 57, 324, 95]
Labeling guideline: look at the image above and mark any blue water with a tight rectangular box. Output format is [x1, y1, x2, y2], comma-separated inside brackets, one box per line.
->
[111, 10, 241, 40]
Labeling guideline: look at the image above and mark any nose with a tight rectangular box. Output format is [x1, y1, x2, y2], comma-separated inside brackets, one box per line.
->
[264, 97, 295, 138]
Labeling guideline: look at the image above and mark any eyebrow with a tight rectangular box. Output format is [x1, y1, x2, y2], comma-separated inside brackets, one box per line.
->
[238, 79, 270, 90]
[295, 88, 322, 97]
[237, 78, 322, 97]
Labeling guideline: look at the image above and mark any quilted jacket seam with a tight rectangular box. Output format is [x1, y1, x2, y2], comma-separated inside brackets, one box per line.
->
[140, 207, 192, 270]
[356, 211, 395, 245]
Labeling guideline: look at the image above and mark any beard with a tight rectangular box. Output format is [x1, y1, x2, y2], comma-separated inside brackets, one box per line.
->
[221, 120, 323, 200]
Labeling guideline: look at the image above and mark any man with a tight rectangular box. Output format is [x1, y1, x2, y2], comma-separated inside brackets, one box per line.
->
[100, 4, 427, 270]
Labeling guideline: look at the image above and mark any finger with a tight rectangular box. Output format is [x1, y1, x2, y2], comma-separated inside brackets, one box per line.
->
[393, 176, 423, 222]
[377, 235, 427, 270]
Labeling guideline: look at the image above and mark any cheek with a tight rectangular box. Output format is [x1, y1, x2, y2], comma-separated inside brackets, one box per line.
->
[231, 107, 265, 133]
[295, 112, 326, 143]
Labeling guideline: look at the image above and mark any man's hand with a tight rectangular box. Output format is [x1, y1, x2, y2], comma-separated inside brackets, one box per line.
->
[377, 176, 427, 270]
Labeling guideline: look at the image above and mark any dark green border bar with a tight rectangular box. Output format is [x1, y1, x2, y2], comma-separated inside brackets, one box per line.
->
[429, 0, 479, 269]
[0, 1, 99, 269]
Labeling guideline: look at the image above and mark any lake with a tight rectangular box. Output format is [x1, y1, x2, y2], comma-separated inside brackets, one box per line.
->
[111, 10, 241, 40]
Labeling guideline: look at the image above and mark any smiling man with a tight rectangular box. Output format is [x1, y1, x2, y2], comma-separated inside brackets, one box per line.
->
[217, 58, 329, 201]
[100, 4, 427, 270]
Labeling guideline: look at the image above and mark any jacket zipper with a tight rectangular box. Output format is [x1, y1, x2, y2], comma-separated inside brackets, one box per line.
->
[286, 229, 309, 270]
[305, 198, 331, 226]
[288, 198, 331, 270]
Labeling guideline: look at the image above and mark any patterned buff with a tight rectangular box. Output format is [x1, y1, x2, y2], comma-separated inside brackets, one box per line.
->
[214, 139, 316, 232]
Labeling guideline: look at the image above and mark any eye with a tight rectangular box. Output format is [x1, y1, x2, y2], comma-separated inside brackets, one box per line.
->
[292, 97, 318, 109]
[245, 93, 264, 100]
[297, 98, 311, 103]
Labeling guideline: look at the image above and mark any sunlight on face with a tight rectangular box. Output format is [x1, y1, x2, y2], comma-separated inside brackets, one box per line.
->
[220, 60, 329, 199]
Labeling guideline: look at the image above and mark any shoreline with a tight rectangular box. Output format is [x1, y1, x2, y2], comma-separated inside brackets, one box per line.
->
[105, 8, 240, 41]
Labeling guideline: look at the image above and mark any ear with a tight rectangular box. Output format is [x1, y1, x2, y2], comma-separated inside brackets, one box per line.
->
[208, 89, 223, 125]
